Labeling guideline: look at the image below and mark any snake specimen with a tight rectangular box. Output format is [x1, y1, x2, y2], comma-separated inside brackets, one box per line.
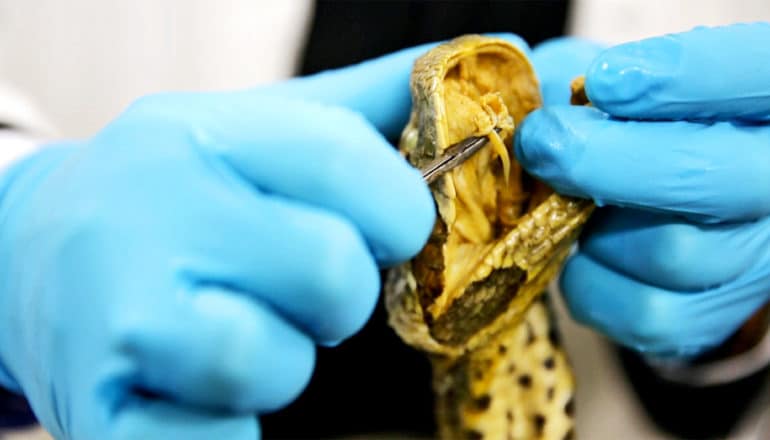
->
[384, 35, 594, 439]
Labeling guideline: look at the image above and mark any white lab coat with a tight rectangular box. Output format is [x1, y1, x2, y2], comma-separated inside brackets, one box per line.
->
[2, 1, 770, 439]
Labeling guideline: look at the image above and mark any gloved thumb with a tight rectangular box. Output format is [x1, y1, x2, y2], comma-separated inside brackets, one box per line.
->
[586, 22, 770, 121]
[531, 37, 606, 105]
[257, 43, 431, 139]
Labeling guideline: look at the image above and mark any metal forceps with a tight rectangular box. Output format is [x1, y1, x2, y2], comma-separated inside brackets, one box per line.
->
[419, 128, 501, 184]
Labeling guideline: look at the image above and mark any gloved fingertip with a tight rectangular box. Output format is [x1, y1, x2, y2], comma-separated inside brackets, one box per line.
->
[303, 240, 381, 345]
[531, 37, 606, 105]
[400, 167, 437, 255]
[257, 42, 435, 139]
[372, 165, 436, 267]
[586, 35, 682, 114]
[318, 338, 343, 348]
[558, 254, 600, 327]
[514, 110, 555, 179]
[514, 107, 589, 198]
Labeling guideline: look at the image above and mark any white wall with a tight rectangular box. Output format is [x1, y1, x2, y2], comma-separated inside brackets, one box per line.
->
[4, 0, 769, 139]
[569, 0, 770, 44]
[0, 0, 313, 138]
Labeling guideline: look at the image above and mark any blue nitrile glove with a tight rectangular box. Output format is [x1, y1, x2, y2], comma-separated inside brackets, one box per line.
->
[517, 23, 770, 357]
[0, 43, 447, 440]
[531, 36, 606, 105]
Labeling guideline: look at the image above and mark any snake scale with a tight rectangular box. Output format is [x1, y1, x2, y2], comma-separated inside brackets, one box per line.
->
[384, 35, 594, 439]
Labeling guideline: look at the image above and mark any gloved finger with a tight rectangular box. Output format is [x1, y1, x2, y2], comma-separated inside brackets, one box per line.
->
[263, 33, 530, 138]
[560, 252, 770, 356]
[586, 22, 770, 121]
[120, 288, 315, 413]
[114, 93, 433, 268]
[222, 100, 433, 267]
[514, 105, 770, 222]
[112, 397, 259, 440]
[118, 93, 434, 267]
[531, 37, 605, 105]
[183, 188, 380, 344]
[581, 207, 770, 292]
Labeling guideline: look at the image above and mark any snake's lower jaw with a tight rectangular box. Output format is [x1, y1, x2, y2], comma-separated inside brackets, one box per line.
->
[384, 35, 593, 439]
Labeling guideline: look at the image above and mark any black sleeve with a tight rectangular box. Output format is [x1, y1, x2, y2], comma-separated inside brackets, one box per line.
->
[0, 387, 36, 430]
[300, 0, 568, 76]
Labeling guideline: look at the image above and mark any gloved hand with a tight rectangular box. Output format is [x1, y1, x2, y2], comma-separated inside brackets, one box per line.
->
[0, 44, 440, 439]
[530, 36, 606, 105]
[517, 23, 770, 357]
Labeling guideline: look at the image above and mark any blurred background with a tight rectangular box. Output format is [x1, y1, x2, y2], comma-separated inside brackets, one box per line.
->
[2, 0, 768, 139]
[0, 0, 312, 138]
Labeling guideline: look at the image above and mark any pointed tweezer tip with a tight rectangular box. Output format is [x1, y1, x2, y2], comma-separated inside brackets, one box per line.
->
[420, 128, 501, 184]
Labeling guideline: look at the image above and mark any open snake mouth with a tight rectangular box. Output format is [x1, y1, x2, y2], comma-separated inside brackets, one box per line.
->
[404, 39, 553, 347]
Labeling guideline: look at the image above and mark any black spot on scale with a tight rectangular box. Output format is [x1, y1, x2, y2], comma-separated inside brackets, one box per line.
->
[548, 328, 561, 346]
[543, 357, 555, 370]
[547, 387, 555, 401]
[498, 344, 507, 354]
[565, 397, 575, 417]
[506, 410, 513, 422]
[466, 429, 484, 440]
[525, 322, 536, 345]
[507, 364, 516, 374]
[473, 395, 491, 411]
[533, 414, 546, 435]
[518, 374, 532, 388]
[563, 428, 575, 440]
